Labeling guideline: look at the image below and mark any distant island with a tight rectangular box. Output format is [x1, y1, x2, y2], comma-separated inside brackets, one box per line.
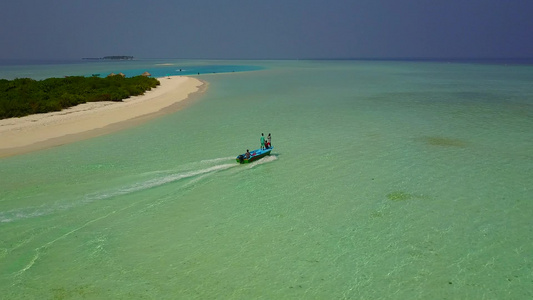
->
[82, 56, 134, 61]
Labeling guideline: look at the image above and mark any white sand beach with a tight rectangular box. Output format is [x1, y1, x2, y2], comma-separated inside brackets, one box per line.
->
[0, 76, 205, 158]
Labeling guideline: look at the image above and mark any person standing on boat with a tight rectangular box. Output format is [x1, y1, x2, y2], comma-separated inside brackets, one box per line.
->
[260, 133, 265, 150]
[267, 133, 272, 148]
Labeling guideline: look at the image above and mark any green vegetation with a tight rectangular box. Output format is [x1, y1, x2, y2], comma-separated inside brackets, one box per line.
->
[0, 75, 159, 119]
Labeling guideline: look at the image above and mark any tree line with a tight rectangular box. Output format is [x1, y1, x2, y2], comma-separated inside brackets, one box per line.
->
[0, 75, 159, 119]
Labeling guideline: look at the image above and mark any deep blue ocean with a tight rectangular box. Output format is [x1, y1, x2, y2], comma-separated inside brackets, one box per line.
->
[1, 59, 532, 299]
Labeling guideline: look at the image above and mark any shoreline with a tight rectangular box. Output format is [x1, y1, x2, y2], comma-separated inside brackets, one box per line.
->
[0, 76, 206, 158]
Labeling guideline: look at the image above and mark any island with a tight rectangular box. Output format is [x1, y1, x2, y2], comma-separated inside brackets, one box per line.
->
[0, 76, 204, 157]
[0, 75, 158, 119]
[82, 56, 134, 60]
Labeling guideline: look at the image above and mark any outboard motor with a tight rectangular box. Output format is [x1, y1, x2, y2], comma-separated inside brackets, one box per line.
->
[237, 155, 244, 164]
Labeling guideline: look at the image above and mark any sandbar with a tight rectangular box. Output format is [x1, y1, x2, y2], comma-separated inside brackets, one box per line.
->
[0, 76, 206, 158]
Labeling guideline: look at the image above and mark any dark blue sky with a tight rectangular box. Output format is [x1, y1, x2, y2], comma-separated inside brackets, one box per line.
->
[1, 0, 532, 60]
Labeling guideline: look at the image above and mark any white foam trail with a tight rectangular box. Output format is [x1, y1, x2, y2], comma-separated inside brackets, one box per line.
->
[1, 154, 276, 224]
[6, 159, 241, 275]
[0, 160, 238, 224]
[138, 157, 234, 177]
[85, 163, 237, 201]
[200, 156, 234, 164]
[247, 155, 277, 168]
[0, 205, 58, 224]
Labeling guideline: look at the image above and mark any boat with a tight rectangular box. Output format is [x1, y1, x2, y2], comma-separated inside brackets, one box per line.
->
[236, 147, 273, 164]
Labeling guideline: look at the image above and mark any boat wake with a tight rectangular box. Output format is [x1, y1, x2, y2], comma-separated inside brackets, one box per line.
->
[84, 162, 237, 202]
[3, 154, 277, 276]
[247, 154, 277, 168]
[0, 155, 277, 224]
[0, 157, 231, 223]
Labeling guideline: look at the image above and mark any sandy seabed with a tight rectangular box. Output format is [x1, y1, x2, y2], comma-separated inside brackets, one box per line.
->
[0, 76, 205, 158]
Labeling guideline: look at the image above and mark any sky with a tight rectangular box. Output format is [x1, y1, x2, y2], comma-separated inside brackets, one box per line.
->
[1, 0, 532, 60]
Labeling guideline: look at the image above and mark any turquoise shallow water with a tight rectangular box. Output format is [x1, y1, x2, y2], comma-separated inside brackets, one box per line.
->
[0, 59, 262, 80]
[1, 60, 532, 299]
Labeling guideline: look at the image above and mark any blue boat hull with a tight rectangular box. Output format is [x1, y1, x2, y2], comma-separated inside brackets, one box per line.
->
[236, 147, 273, 164]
